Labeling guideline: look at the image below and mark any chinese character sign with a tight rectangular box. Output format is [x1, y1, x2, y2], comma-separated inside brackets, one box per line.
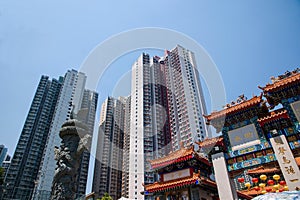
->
[228, 124, 259, 148]
[162, 168, 192, 182]
[270, 135, 300, 190]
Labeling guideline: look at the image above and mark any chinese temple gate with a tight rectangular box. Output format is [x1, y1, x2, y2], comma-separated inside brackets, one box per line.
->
[202, 69, 300, 198]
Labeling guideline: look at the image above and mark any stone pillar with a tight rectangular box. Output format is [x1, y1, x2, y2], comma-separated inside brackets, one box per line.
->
[211, 148, 238, 200]
[270, 132, 300, 190]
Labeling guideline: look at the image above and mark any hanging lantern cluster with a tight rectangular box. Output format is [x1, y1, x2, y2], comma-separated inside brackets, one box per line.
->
[240, 174, 289, 195]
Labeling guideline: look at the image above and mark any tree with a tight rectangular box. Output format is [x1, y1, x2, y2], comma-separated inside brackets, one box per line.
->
[0, 167, 4, 185]
[100, 193, 113, 200]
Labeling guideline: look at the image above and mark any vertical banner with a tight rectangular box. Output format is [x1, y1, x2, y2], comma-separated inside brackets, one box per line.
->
[270, 135, 300, 190]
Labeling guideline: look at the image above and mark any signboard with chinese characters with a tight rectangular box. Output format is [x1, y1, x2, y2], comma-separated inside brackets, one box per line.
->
[228, 124, 260, 150]
[291, 100, 300, 122]
[270, 135, 300, 190]
[227, 154, 276, 171]
[229, 140, 271, 157]
[162, 168, 192, 182]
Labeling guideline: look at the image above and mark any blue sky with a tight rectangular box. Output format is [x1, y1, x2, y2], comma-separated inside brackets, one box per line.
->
[1, 0, 300, 194]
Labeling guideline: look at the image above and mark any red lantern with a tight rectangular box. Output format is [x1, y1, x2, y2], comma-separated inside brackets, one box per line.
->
[279, 181, 286, 186]
[254, 186, 260, 191]
[238, 177, 245, 183]
[267, 179, 274, 186]
[266, 187, 272, 192]
[252, 178, 259, 183]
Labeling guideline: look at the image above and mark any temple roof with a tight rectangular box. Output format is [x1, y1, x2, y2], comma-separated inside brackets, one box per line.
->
[149, 145, 210, 169]
[144, 173, 252, 199]
[144, 172, 201, 193]
[247, 166, 280, 175]
[204, 95, 263, 122]
[259, 70, 300, 92]
[257, 109, 289, 126]
[196, 137, 223, 148]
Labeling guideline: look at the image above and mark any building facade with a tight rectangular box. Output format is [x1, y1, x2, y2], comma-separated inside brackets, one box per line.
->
[128, 53, 168, 199]
[121, 97, 131, 198]
[127, 45, 209, 199]
[93, 97, 127, 200]
[75, 89, 98, 199]
[162, 45, 210, 150]
[3, 75, 63, 200]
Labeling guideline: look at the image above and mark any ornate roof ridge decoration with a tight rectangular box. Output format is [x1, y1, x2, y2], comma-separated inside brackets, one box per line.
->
[149, 143, 210, 169]
[247, 166, 280, 174]
[204, 95, 263, 122]
[258, 68, 300, 92]
[257, 109, 289, 126]
[196, 137, 223, 148]
[144, 172, 201, 193]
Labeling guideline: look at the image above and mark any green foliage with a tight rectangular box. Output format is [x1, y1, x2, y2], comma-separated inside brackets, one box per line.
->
[0, 167, 4, 185]
[100, 193, 113, 200]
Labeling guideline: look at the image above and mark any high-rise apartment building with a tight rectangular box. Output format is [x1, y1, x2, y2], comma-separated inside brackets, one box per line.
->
[75, 89, 98, 198]
[128, 53, 172, 200]
[4, 70, 97, 200]
[162, 45, 210, 149]
[33, 70, 98, 200]
[4, 76, 63, 200]
[127, 45, 209, 199]
[93, 97, 127, 200]
[121, 97, 131, 198]
[33, 70, 83, 200]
